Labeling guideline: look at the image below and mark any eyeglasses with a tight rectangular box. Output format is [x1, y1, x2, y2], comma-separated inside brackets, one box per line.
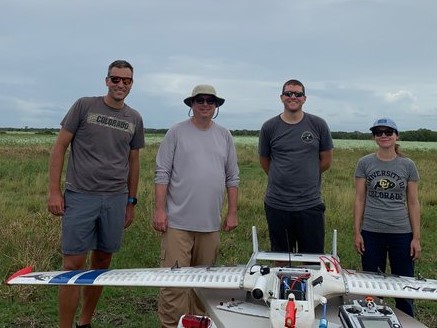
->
[108, 76, 133, 85]
[373, 129, 395, 137]
[282, 91, 305, 98]
[194, 97, 216, 105]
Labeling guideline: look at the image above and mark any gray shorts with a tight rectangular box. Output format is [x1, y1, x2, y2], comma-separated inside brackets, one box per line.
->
[62, 190, 127, 255]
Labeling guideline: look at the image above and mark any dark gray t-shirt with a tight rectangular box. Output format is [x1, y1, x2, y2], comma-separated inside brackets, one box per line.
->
[355, 153, 419, 233]
[259, 113, 333, 211]
[61, 96, 145, 193]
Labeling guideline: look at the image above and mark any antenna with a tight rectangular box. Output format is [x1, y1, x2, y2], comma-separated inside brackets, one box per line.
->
[252, 226, 259, 254]
[332, 229, 337, 258]
[285, 229, 292, 267]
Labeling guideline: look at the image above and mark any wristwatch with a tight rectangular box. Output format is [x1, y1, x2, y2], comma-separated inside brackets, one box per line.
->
[127, 197, 138, 206]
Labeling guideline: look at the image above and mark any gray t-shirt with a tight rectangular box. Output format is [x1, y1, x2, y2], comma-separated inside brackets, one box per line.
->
[62, 96, 145, 193]
[259, 113, 333, 211]
[355, 153, 419, 233]
[155, 119, 240, 232]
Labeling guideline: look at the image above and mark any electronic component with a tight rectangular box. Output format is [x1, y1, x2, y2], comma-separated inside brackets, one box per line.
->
[339, 297, 402, 328]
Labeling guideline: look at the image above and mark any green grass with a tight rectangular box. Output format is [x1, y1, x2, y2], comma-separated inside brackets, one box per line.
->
[1, 136, 437, 327]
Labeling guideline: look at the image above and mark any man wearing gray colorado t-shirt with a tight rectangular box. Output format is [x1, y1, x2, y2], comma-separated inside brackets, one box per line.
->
[48, 60, 144, 328]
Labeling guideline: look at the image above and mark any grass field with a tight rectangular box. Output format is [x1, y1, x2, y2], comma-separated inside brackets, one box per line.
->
[1, 133, 436, 327]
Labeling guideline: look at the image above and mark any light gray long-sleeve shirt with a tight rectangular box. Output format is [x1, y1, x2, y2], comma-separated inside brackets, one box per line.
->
[155, 119, 239, 232]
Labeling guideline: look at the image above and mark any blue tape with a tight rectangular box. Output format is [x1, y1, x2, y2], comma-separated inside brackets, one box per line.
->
[49, 270, 87, 284]
[49, 269, 108, 284]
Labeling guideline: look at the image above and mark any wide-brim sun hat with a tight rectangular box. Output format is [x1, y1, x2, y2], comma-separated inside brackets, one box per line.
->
[184, 84, 225, 107]
[370, 118, 398, 132]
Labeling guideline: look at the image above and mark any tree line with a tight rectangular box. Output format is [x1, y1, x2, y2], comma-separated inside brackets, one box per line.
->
[2, 128, 437, 142]
[159, 128, 437, 142]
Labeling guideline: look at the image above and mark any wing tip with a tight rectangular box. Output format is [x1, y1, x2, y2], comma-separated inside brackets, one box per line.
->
[5, 266, 33, 284]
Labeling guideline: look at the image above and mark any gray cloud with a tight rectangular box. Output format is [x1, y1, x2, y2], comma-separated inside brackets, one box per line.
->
[1, 0, 436, 131]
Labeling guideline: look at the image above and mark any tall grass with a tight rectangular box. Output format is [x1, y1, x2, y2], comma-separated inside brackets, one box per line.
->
[1, 135, 436, 327]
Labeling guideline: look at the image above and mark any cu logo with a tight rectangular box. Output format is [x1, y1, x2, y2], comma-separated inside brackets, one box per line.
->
[374, 178, 395, 190]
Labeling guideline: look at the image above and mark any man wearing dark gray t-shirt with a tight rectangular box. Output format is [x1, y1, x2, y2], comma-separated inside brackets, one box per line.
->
[259, 79, 333, 254]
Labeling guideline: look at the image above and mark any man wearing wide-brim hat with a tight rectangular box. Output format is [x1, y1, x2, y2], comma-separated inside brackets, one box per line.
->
[184, 84, 225, 106]
[153, 84, 240, 328]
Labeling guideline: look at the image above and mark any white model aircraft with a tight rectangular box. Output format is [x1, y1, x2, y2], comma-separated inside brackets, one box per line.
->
[6, 227, 437, 328]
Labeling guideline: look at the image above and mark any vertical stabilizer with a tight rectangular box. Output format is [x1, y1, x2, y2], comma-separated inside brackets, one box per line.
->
[246, 226, 261, 267]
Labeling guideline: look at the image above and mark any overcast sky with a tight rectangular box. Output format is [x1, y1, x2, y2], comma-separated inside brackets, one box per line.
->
[2, 0, 436, 132]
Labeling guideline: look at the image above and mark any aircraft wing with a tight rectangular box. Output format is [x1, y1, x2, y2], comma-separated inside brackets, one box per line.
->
[342, 270, 437, 300]
[6, 265, 246, 289]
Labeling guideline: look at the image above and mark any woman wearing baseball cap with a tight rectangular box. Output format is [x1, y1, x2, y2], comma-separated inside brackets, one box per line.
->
[353, 118, 421, 317]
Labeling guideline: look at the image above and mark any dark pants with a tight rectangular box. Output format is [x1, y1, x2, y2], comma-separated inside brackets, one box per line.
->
[264, 203, 325, 253]
[361, 230, 414, 317]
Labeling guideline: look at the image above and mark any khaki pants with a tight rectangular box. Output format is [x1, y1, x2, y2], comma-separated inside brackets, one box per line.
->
[158, 228, 220, 328]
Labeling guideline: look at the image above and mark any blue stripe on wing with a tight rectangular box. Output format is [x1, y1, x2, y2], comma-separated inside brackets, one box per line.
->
[49, 270, 109, 284]
[49, 270, 88, 284]
[74, 270, 109, 284]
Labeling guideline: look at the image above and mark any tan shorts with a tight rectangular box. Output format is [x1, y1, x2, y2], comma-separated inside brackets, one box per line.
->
[158, 228, 220, 328]
[160, 228, 220, 267]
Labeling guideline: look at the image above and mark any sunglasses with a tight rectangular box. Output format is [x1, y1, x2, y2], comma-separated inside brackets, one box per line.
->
[108, 76, 133, 85]
[282, 91, 305, 98]
[373, 129, 395, 137]
[194, 97, 216, 105]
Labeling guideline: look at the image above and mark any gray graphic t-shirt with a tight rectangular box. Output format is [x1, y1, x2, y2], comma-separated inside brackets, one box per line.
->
[355, 153, 419, 233]
[61, 96, 145, 193]
[258, 113, 333, 211]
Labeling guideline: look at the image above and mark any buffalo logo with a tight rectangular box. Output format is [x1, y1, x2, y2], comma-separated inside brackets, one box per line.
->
[374, 178, 395, 190]
[35, 274, 56, 281]
[18, 274, 55, 281]
[301, 131, 314, 143]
